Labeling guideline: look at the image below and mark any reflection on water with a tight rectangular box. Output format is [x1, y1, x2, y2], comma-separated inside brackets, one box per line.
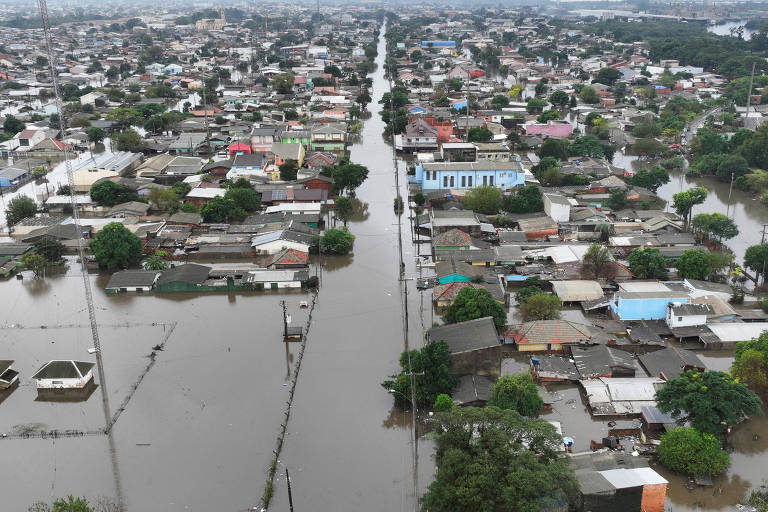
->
[322, 253, 354, 272]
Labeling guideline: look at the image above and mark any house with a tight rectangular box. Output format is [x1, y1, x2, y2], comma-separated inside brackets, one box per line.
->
[435, 258, 487, 284]
[516, 216, 559, 241]
[107, 201, 150, 218]
[185, 187, 226, 208]
[267, 248, 309, 269]
[452, 374, 494, 407]
[580, 377, 666, 416]
[245, 269, 309, 289]
[571, 345, 636, 379]
[228, 153, 266, 179]
[530, 354, 580, 382]
[72, 168, 119, 193]
[250, 229, 314, 255]
[523, 123, 574, 138]
[271, 142, 306, 167]
[310, 124, 346, 152]
[228, 143, 252, 158]
[202, 160, 233, 179]
[296, 175, 334, 192]
[105, 270, 160, 294]
[550, 280, 604, 303]
[0, 167, 29, 188]
[571, 451, 668, 512]
[638, 347, 706, 380]
[167, 133, 207, 155]
[432, 282, 485, 307]
[414, 161, 526, 191]
[474, 143, 511, 162]
[16, 129, 46, 149]
[396, 118, 438, 152]
[430, 209, 482, 237]
[506, 320, 592, 352]
[0, 360, 19, 389]
[640, 405, 678, 431]
[264, 203, 322, 216]
[543, 193, 571, 223]
[441, 142, 477, 162]
[432, 228, 472, 251]
[665, 302, 711, 329]
[426, 317, 504, 374]
[251, 126, 282, 154]
[155, 264, 212, 292]
[31, 360, 96, 400]
[611, 290, 689, 321]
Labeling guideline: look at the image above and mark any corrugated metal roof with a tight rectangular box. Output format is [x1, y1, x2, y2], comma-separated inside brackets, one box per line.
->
[599, 467, 667, 489]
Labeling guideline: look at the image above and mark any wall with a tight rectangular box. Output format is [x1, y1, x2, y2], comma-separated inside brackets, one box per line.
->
[641, 483, 667, 512]
[544, 194, 570, 223]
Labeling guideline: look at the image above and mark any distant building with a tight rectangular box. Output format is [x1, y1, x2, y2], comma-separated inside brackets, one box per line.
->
[414, 161, 526, 191]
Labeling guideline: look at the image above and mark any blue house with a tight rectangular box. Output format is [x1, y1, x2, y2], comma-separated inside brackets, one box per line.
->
[421, 40, 456, 48]
[413, 161, 526, 192]
[450, 98, 468, 111]
[610, 291, 688, 320]
[408, 105, 428, 115]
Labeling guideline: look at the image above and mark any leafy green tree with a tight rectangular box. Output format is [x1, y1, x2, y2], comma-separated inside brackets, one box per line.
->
[628, 247, 666, 279]
[520, 292, 561, 321]
[488, 374, 543, 416]
[467, 127, 493, 142]
[224, 187, 260, 212]
[630, 138, 666, 157]
[581, 243, 614, 279]
[33, 237, 65, 262]
[579, 86, 600, 104]
[443, 287, 506, 332]
[279, 159, 298, 181]
[676, 249, 711, 280]
[90, 180, 139, 206]
[672, 187, 707, 224]
[413, 192, 426, 206]
[733, 331, 768, 394]
[22, 252, 47, 277]
[332, 163, 369, 194]
[5, 195, 37, 226]
[199, 197, 246, 222]
[526, 97, 547, 113]
[382, 341, 459, 406]
[51, 495, 92, 512]
[434, 393, 454, 412]
[320, 227, 354, 254]
[503, 185, 543, 213]
[462, 185, 502, 215]
[148, 188, 179, 211]
[112, 129, 146, 152]
[549, 89, 569, 107]
[606, 187, 628, 211]
[596, 67, 621, 85]
[569, 95, 577, 108]
[569, 134, 614, 159]
[745, 243, 768, 283]
[627, 166, 669, 190]
[271, 72, 295, 94]
[536, 109, 560, 123]
[658, 428, 730, 476]
[89, 222, 143, 270]
[538, 138, 570, 161]
[490, 94, 509, 109]
[741, 123, 768, 169]
[171, 181, 192, 198]
[86, 126, 104, 144]
[141, 251, 169, 271]
[334, 196, 354, 226]
[423, 407, 578, 512]
[656, 369, 762, 436]
[3, 114, 25, 135]
[180, 202, 199, 213]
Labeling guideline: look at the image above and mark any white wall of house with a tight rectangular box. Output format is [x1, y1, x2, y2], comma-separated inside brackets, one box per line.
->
[253, 240, 310, 255]
[544, 194, 571, 223]
[35, 371, 93, 389]
[666, 308, 707, 329]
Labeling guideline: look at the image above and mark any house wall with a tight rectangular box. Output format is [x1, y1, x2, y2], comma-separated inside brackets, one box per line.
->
[517, 343, 549, 352]
[544, 195, 570, 223]
[438, 273, 471, 284]
[415, 165, 525, 191]
[451, 345, 515, 376]
[36, 373, 93, 389]
[106, 285, 152, 294]
[641, 484, 667, 512]
[524, 227, 559, 241]
[612, 296, 688, 320]
[666, 310, 707, 328]
[253, 240, 311, 255]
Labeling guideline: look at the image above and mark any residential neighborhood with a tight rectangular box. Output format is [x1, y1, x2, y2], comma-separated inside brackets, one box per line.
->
[1, 2, 768, 512]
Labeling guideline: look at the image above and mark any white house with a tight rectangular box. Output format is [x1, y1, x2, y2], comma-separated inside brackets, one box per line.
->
[544, 193, 571, 223]
[250, 230, 313, 255]
[31, 360, 95, 399]
[666, 303, 712, 329]
[0, 360, 19, 389]
[245, 269, 308, 289]
[264, 203, 322, 216]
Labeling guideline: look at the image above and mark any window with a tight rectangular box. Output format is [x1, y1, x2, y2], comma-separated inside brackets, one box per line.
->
[443, 176, 448, 188]
[461, 176, 466, 187]
[483, 175, 487, 186]
[450, 176, 455, 187]
[678, 316, 683, 322]
[489, 175, 494, 186]
[467, 176, 473, 187]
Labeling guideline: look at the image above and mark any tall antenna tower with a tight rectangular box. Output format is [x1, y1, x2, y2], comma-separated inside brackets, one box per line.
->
[36, 0, 113, 433]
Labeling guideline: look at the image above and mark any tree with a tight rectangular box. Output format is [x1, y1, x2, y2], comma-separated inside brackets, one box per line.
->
[90, 180, 139, 206]
[596, 67, 621, 85]
[490, 94, 509, 109]
[503, 185, 543, 213]
[332, 163, 369, 194]
[320, 227, 354, 254]
[148, 188, 179, 211]
[51, 495, 92, 512]
[656, 369, 762, 437]
[334, 196, 354, 226]
[422, 407, 578, 512]
[224, 187, 261, 212]
[569, 95, 577, 108]
[86, 126, 104, 144]
[467, 127, 493, 142]
[606, 187, 628, 211]
[141, 251, 169, 271]
[629, 138, 666, 157]
[676, 249, 711, 280]
[271, 72, 295, 94]
[199, 197, 246, 223]
[463, 185, 502, 215]
[515, 277, 545, 304]
[382, 341, 458, 406]
[672, 187, 707, 224]
[536, 109, 560, 123]
[89, 222, 143, 271]
[434, 393, 453, 412]
[628, 247, 666, 279]
[278, 159, 298, 181]
[549, 89, 569, 107]
[745, 243, 768, 283]
[3, 114, 25, 135]
[579, 86, 600, 104]
[526, 97, 547, 113]
[581, 243, 614, 279]
[113, 129, 146, 152]
[627, 166, 669, 190]
[657, 428, 730, 476]
[733, 331, 768, 394]
[443, 287, 506, 332]
[22, 252, 47, 277]
[520, 293, 561, 321]
[5, 195, 37, 226]
[488, 374, 543, 416]
[33, 237, 65, 263]
[538, 138, 570, 161]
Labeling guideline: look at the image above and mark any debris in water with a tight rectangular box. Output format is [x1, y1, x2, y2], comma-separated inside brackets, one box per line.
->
[152, 344, 163, 351]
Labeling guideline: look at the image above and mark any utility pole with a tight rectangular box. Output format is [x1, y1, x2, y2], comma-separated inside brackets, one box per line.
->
[280, 300, 288, 339]
[761, 224, 768, 286]
[726, 171, 734, 219]
[746, 62, 756, 126]
[286, 468, 295, 512]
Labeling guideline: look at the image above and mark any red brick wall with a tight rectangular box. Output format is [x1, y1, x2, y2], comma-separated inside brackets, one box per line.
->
[641, 483, 667, 512]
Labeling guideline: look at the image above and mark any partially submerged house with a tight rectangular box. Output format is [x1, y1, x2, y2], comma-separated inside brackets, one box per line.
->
[31, 360, 96, 400]
[105, 270, 161, 294]
[0, 360, 19, 389]
[426, 317, 503, 374]
[506, 320, 592, 352]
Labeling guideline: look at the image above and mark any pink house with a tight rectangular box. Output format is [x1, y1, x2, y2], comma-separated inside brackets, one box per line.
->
[523, 124, 574, 138]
